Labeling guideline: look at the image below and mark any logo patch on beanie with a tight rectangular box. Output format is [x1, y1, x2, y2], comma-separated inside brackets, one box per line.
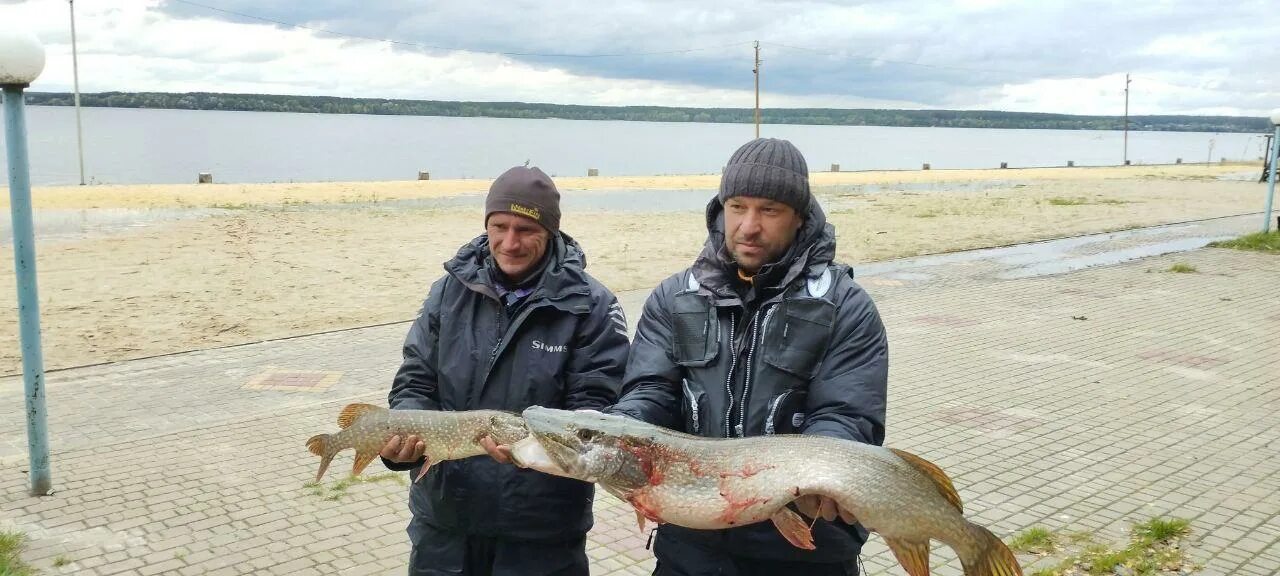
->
[509, 203, 541, 221]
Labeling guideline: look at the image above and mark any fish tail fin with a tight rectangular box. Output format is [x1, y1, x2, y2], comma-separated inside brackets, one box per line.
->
[959, 523, 1023, 576]
[306, 433, 337, 482]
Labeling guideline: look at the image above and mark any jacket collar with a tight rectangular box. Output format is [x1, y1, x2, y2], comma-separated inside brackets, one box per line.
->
[444, 230, 591, 306]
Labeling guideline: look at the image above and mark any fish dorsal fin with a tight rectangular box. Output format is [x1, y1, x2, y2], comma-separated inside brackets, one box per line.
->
[890, 448, 963, 513]
[338, 403, 382, 429]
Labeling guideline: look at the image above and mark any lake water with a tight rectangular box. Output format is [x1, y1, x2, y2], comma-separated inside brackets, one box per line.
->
[0, 106, 1269, 186]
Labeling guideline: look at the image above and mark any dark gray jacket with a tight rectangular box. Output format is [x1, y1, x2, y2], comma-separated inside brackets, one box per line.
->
[608, 197, 889, 562]
[387, 232, 629, 541]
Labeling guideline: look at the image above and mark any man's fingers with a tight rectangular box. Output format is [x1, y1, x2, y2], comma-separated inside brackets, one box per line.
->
[399, 435, 423, 461]
[380, 435, 403, 459]
[479, 436, 513, 464]
[819, 497, 838, 522]
[794, 495, 821, 520]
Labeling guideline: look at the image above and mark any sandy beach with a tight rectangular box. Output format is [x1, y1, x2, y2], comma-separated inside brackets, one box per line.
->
[0, 162, 1269, 374]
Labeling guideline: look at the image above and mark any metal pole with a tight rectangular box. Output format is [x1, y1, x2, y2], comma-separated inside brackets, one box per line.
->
[70, 0, 85, 186]
[1264, 124, 1279, 233]
[753, 40, 760, 139]
[1123, 73, 1130, 165]
[3, 85, 52, 496]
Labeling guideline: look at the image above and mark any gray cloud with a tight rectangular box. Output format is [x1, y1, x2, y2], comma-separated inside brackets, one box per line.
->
[150, 0, 1277, 114]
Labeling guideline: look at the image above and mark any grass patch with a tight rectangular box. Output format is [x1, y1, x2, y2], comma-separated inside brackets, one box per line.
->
[1096, 198, 1132, 205]
[1021, 517, 1196, 576]
[1010, 526, 1059, 555]
[1207, 230, 1280, 254]
[1167, 263, 1197, 273]
[303, 472, 406, 501]
[0, 531, 37, 576]
[1047, 196, 1089, 206]
[1131, 517, 1191, 545]
[52, 555, 71, 567]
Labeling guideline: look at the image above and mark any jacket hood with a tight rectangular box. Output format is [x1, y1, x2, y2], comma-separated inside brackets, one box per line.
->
[444, 230, 590, 301]
[691, 194, 836, 301]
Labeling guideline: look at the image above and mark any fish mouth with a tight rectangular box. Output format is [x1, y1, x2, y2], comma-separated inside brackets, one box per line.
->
[521, 406, 629, 481]
[520, 406, 592, 473]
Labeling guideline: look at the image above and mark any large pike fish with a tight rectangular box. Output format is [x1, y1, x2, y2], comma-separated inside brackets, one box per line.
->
[511, 406, 1022, 576]
[306, 403, 527, 482]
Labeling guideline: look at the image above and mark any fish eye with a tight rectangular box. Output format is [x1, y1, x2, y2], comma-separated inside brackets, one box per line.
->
[576, 428, 597, 441]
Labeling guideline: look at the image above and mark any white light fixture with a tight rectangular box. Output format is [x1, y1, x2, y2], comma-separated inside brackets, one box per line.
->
[1270, 108, 1280, 127]
[0, 29, 46, 86]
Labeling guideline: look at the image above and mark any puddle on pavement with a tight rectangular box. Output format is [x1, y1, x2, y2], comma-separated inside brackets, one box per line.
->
[856, 220, 1240, 282]
[995, 236, 1232, 279]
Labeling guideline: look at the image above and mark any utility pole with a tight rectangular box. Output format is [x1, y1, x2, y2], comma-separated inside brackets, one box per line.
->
[753, 40, 760, 139]
[1123, 73, 1131, 166]
[70, 0, 85, 185]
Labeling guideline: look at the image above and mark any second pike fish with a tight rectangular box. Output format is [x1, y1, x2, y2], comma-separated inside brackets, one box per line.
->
[512, 406, 1023, 576]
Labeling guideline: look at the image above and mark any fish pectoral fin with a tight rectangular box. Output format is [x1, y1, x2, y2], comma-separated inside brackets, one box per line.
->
[770, 507, 816, 550]
[634, 510, 647, 533]
[885, 537, 931, 576]
[413, 456, 433, 483]
[602, 484, 632, 504]
[351, 450, 378, 477]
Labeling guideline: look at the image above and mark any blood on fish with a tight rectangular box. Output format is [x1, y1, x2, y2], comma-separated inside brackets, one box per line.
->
[628, 489, 664, 523]
[716, 494, 770, 525]
[719, 461, 774, 479]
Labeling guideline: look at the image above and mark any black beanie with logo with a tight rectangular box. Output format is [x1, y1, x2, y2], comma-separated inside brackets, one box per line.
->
[485, 166, 561, 234]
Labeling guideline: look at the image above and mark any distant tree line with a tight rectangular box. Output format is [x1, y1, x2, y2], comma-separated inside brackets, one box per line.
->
[22, 91, 1271, 133]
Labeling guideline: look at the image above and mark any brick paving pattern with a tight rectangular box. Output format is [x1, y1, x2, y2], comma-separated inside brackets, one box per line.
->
[2, 215, 1277, 575]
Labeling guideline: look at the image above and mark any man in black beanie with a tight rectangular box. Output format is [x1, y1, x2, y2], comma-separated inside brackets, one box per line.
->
[381, 165, 630, 576]
[608, 138, 889, 575]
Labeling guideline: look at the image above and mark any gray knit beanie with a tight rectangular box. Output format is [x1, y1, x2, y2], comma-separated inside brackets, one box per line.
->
[718, 138, 811, 214]
[485, 166, 561, 234]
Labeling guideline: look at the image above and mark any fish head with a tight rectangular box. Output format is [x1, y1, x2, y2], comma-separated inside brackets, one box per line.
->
[487, 411, 531, 446]
[520, 406, 653, 489]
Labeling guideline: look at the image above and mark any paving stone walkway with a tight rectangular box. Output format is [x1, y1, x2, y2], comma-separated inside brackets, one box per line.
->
[2, 215, 1277, 575]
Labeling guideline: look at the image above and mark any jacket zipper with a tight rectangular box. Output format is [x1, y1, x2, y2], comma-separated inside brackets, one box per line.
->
[764, 389, 792, 435]
[488, 305, 505, 366]
[682, 378, 700, 433]
[721, 312, 737, 438]
[735, 304, 776, 437]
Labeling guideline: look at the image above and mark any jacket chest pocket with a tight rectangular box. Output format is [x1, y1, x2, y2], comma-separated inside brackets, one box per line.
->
[761, 297, 835, 380]
[670, 292, 719, 367]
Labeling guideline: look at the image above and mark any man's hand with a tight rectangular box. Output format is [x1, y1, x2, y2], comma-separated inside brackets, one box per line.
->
[479, 435, 514, 464]
[381, 434, 426, 463]
[794, 495, 857, 525]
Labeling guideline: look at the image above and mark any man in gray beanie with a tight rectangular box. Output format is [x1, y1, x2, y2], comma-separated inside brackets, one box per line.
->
[608, 138, 889, 575]
[382, 165, 629, 576]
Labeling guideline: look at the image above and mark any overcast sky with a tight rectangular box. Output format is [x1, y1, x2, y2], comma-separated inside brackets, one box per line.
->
[2, 0, 1275, 117]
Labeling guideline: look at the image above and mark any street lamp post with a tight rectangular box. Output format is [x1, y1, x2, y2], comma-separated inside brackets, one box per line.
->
[1264, 109, 1280, 234]
[0, 29, 52, 496]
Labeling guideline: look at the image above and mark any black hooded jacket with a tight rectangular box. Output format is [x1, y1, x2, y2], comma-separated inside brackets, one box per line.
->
[607, 197, 889, 562]
[386, 231, 629, 541]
